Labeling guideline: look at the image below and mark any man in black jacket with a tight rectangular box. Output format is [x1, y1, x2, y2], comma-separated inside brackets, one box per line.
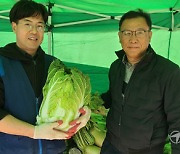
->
[100, 9, 180, 154]
[0, 1, 90, 154]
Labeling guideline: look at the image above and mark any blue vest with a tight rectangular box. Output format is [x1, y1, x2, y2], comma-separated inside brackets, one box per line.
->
[0, 55, 66, 154]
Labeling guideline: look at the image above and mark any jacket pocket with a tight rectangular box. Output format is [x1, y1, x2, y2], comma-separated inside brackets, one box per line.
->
[121, 113, 154, 149]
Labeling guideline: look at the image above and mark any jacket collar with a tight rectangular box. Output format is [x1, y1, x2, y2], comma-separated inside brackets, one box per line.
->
[0, 42, 45, 62]
[115, 45, 155, 65]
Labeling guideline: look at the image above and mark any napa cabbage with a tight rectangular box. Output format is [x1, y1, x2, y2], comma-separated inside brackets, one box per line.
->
[36, 59, 91, 131]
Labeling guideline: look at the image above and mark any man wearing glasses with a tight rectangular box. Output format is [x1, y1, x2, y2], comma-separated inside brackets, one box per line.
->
[100, 9, 180, 154]
[0, 1, 90, 154]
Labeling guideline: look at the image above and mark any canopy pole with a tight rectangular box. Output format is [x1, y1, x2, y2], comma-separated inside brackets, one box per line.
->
[167, 8, 174, 59]
[0, 10, 10, 13]
[167, 30, 172, 59]
[0, 15, 9, 20]
[54, 4, 110, 18]
[47, 2, 53, 55]
[47, 31, 52, 55]
[54, 18, 110, 28]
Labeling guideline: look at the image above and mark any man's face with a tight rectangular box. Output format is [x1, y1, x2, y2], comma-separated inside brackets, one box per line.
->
[118, 17, 152, 64]
[11, 15, 45, 56]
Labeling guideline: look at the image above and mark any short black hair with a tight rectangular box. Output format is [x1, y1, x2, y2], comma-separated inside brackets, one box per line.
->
[9, 0, 48, 23]
[119, 9, 152, 30]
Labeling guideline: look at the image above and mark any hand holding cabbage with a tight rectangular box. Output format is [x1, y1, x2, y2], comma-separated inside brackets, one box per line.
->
[36, 59, 91, 136]
[33, 121, 72, 140]
[68, 106, 91, 134]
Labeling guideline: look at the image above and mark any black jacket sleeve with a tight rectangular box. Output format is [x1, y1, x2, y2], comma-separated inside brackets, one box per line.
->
[101, 63, 113, 109]
[164, 68, 180, 153]
[0, 77, 9, 120]
[101, 90, 112, 109]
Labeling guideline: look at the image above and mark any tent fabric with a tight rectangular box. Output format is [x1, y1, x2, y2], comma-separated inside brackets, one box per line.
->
[1, 0, 180, 31]
[0, 0, 180, 92]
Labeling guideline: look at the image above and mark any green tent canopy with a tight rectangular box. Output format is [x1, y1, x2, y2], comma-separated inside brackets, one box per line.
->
[0, 0, 180, 92]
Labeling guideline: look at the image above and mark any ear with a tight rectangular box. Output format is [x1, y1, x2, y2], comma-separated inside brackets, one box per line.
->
[148, 31, 152, 42]
[118, 31, 121, 43]
[11, 22, 17, 33]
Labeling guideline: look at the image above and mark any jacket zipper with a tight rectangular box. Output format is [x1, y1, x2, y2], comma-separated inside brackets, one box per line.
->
[118, 63, 138, 126]
[35, 97, 42, 154]
[119, 93, 125, 125]
[33, 60, 38, 95]
[34, 58, 43, 154]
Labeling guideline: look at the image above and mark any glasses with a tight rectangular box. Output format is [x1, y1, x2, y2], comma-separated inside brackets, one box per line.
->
[120, 29, 150, 38]
[18, 22, 46, 32]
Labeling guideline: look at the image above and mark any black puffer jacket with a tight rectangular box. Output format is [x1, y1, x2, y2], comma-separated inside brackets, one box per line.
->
[102, 46, 180, 153]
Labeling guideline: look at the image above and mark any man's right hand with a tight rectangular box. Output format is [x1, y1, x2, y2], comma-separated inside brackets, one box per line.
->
[33, 121, 72, 140]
